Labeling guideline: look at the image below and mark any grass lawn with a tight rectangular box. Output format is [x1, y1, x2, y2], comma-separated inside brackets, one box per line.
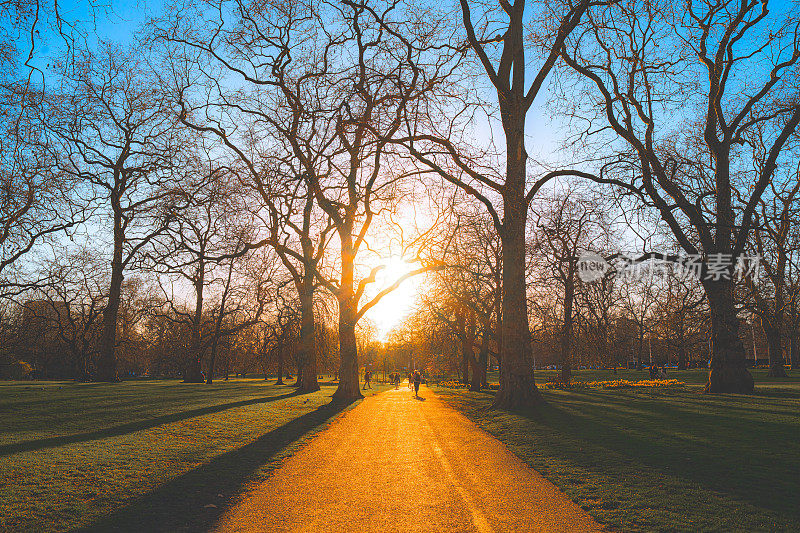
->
[0, 378, 385, 532]
[435, 369, 800, 532]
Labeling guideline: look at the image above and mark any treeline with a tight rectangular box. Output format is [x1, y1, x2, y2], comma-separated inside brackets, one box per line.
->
[2, 0, 800, 406]
[0, 274, 343, 381]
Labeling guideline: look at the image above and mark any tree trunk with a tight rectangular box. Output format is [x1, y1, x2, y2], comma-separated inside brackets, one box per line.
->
[456, 310, 469, 386]
[206, 313, 222, 386]
[704, 279, 754, 393]
[559, 265, 575, 386]
[333, 304, 362, 401]
[635, 329, 644, 371]
[763, 321, 788, 378]
[206, 335, 219, 385]
[185, 264, 206, 383]
[96, 220, 123, 383]
[677, 344, 687, 371]
[333, 234, 363, 402]
[207, 259, 234, 385]
[790, 334, 798, 370]
[493, 128, 542, 409]
[295, 275, 320, 393]
[479, 348, 489, 389]
[465, 311, 480, 391]
[275, 345, 285, 385]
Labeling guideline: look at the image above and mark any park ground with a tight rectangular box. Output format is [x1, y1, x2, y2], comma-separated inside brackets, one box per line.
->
[1, 369, 798, 532]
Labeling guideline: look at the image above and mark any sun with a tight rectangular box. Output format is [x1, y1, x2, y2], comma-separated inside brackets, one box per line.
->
[365, 257, 424, 341]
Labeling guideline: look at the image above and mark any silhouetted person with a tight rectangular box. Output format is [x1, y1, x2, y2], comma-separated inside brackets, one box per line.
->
[413, 370, 421, 398]
[363, 369, 372, 390]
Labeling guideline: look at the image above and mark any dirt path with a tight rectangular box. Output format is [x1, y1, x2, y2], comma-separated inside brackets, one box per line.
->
[215, 386, 605, 532]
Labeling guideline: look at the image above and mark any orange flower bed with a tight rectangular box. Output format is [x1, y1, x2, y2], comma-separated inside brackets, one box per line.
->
[541, 379, 685, 390]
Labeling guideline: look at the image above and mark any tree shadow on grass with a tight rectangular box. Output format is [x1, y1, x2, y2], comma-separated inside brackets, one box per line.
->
[438, 387, 799, 520]
[1, 391, 302, 457]
[71, 399, 352, 533]
[516, 395, 800, 521]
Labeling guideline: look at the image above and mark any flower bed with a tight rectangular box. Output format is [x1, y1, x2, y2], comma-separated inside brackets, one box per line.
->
[541, 379, 686, 390]
[435, 380, 499, 390]
[436, 379, 685, 391]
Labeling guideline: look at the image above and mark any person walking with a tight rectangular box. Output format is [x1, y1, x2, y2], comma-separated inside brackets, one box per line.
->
[363, 368, 372, 390]
[413, 370, 421, 399]
[407, 372, 413, 390]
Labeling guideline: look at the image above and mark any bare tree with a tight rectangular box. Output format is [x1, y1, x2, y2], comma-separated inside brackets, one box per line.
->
[530, 191, 610, 385]
[393, 0, 615, 408]
[653, 267, 707, 370]
[746, 177, 800, 377]
[52, 43, 185, 381]
[156, 0, 441, 400]
[33, 248, 107, 379]
[562, 0, 800, 392]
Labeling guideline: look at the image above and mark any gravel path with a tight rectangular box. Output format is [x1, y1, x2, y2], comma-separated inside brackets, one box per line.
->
[215, 386, 605, 532]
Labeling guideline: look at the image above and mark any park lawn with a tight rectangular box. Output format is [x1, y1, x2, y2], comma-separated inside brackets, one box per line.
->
[435, 371, 800, 532]
[0, 378, 385, 532]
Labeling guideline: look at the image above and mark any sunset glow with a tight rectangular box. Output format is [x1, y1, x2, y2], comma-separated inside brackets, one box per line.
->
[365, 256, 426, 341]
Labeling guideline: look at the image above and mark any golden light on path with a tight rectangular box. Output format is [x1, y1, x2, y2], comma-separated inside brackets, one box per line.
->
[366, 256, 425, 341]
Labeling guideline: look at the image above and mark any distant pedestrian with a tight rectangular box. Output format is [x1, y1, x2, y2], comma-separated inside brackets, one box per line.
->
[408, 372, 413, 389]
[363, 369, 372, 390]
[413, 370, 421, 398]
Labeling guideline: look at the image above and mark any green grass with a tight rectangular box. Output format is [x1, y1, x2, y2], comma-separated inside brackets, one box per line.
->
[0, 378, 386, 532]
[435, 369, 800, 532]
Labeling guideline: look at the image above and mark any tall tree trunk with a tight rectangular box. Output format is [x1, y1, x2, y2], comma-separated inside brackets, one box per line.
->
[456, 310, 469, 385]
[636, 328, 644, 371]
[205, 310, 222, 386]
[465, 311, 480, 392]
[295, 274, 320, 393]
[704, 279, 754, 393]
[559, 265, 575, 386]
[185, 263, 206, 383]
[494, 270, 503, 371]
[790, 333, 798, 370]
[333, 237, 363, 401]
[206, 258, 234, 385]
[96, 215, 123, 383]
[206, 333, 219, 385]
[763, 320, 788, 378]
[333, 303, 361, 401]
[493, 128, 542, 408]
[479, 315, 491, 389]
[275, 345, 285, 385]
[677, 344, 687, 371]
[480, 349, 489, 388]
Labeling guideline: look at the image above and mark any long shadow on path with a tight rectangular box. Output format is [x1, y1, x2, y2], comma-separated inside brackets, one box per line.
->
[1, 391, 301, 457]
[71, 399, 351, 533]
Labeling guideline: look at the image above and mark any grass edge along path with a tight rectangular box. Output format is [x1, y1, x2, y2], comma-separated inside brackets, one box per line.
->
[433, 386, 800, 533]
